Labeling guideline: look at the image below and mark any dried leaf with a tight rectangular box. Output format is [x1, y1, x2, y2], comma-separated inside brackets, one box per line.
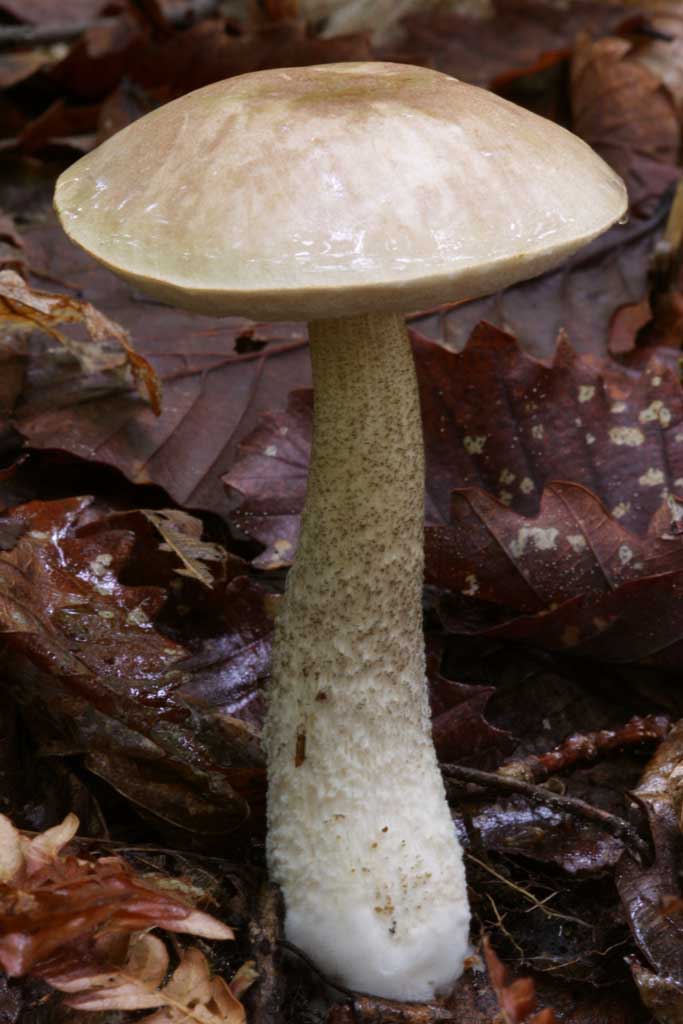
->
[0, 812, 233, 978]
[141, 509, 226, 589]
[56, 938, 250, 1024]
[13, 212, 310, 519]
[226, 326, 683, 566]
[427, 482, 683, 612]
[0, 269, 160, 413]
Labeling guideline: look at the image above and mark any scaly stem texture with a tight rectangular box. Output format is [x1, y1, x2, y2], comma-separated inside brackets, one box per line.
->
[265, 312, 468, 1001]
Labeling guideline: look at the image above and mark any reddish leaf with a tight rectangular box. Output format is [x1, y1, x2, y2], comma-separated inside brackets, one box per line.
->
[13, 214, 310, 520]
[617, 721, 683, 980]
[571, 35, 680, 214]
[0, 812, 233, 978]
[0, 497, 269, 832]
[226, 326, 683, 566]
[427, 482, 683, 611]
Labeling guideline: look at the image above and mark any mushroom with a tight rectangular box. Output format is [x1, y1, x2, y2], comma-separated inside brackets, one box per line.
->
[54, 62, 627, 1001]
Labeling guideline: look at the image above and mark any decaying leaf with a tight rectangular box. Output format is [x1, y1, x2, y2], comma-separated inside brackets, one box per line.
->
[50, 937, 253, 1023]
[0, 811, 233, 977]
[0, 496, 268, 832]
[617, 721, 683, 985]
[141, 509, 226, 589]
[0, 269, 161, 414]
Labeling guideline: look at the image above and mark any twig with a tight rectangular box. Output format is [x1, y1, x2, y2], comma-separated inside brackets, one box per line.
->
[160, 337, 308, 382]
[248, 883, 286, 1024]
[441, 763, 649, 860]
[497, 715, 671, 784]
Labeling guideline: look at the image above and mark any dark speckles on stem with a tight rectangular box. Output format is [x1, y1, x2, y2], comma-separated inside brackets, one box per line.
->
[295, 728, 307, 767]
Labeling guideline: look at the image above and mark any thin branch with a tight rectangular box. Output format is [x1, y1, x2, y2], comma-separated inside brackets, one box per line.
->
[442, 762, 649, 860]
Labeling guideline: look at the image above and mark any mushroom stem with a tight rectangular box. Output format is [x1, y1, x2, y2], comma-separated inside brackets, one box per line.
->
[265, 311, 469, 1002]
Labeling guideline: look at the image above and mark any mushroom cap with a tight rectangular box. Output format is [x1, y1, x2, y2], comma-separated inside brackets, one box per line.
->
[55, 62, 627, 321]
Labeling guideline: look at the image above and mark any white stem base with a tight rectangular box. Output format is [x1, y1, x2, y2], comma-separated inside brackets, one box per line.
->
[265, 313, 469, 1001]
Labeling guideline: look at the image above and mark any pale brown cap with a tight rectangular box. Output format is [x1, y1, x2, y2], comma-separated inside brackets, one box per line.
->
[54, 62, 627, 321]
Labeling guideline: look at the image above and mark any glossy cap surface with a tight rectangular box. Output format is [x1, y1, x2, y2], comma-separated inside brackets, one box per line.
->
[55, 62, 627, 320]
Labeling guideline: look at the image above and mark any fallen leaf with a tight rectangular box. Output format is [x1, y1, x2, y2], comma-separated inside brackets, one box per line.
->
[141, 509, 226, 589]
[226, 326, 683, 567]
[51, 938, 250, 1024]
[0, 0, 115, 23]
[571, 34, 680, 214]
[484, 936, 558, 1023]
[0, 812, 233, 977]
[427, 482, 683, 611]
[0, 496, 269, 832]
[12, 212, 310, 520]
[616, 721, 683, 981]
[0, 269, 160, 413]
[385, 0, 632, 89]
[411, 203, 669, 361]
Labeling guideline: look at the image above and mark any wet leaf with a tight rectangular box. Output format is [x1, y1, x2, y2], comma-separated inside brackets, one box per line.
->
[0, 497, 269, 832]
[617, 721, 683, 980]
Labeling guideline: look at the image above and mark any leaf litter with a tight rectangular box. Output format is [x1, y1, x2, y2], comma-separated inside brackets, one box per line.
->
[2, 1, 683, 1022]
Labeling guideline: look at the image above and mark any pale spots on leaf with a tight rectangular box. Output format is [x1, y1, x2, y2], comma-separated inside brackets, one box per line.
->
[610, 401, 627, 414]
[638, 467, 665, 487]
[499, 468, 515, 485]
[265, 445, 278, 456]
[519, 477, 534, 494]
[618, 545, 634, 566]
[89, 553, 113, 578]
[612, 501, 630, 519]
[462, 574, 479, 596]
[463, 435, 487, 454]
[578, 385, 596, 403]
[567, 534, 587, 553]
[639, 400, 672, 427]
[609, 426, 645, 446]
[585, 433, 596, 445]
[509, 526, 559, 559]
[531, 424, 544, 440]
